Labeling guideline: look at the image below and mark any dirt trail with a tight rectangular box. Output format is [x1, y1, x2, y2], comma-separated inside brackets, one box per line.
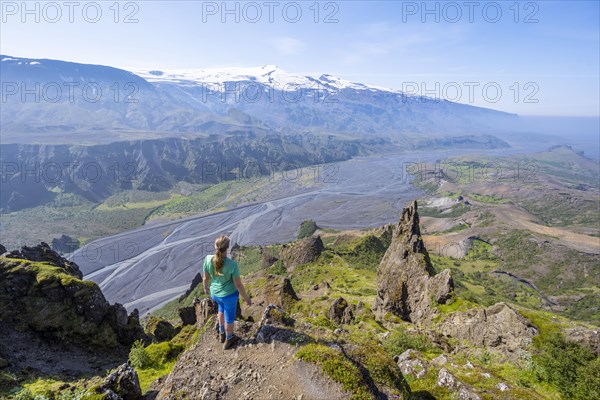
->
[150, 321, 350, 400]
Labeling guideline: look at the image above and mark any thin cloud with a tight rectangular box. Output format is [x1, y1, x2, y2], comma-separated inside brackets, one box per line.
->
[272, 37, 306, 55]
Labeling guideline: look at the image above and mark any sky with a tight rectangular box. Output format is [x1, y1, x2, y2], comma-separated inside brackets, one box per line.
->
[1, 0, 599, 116]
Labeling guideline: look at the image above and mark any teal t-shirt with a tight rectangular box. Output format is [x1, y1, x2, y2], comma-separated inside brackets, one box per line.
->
[202, 254, 240, 297]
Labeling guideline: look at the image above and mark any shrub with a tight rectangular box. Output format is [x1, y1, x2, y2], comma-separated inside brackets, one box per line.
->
[573, 357, 600, 400]
[267, 260, 287, 276]
[129, 339, 150, 368]
[298, 220, 318, 239]
[382, 326, 439, 356]
[534, 332, 596, 399]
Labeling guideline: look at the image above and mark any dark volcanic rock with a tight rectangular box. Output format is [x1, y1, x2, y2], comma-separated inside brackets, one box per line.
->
[178, 273, 202, 301]
[328, 297, 355, 325]
[0, 243, 147, 350]
[5, 242, 82, 279]
[280, 235, 325, 271]
[178, 306, 196, 326]
[147, 317, 178, 343]
[261, 247, 279, 269]
[373, 201, 454, 324]
[328, 297, 349, 324]
[98, 363, 143, 400]
[242, 274, 300, 322]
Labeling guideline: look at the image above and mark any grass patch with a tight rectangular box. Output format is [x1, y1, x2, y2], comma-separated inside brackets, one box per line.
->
[296, 343, 373, 400]
[381, 326, 441, 356]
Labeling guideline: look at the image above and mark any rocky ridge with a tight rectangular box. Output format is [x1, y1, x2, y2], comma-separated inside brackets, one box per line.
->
[0, 243, 148, 378]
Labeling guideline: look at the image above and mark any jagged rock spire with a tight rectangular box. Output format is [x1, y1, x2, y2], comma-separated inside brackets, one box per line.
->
[374, 200, 453, 324]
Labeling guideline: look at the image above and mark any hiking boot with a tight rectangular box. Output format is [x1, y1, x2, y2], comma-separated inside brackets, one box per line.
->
[223, 334, 239, 350]
[220, 332, 226, 343]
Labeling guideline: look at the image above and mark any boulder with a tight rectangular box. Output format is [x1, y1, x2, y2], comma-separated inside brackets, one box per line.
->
[395, 350, 428, 379]
[279, 236, 325, 271]
[439, 302, 538, 352]
[178, 306, 197, 326]
[0, 244, 6, 255]
[254, 304, 304, 345]
[0, 246, 147, 349]
[243, 274, 300, 322]
[147, 317, 178, 343]
[373, 201, 454, 324]
[437, 368, 481, 400]
[99, 363, 142, 400]
[261, 247, 279, 269]
[437, 368, 460, 390]
[260, 274, 299, 307]
[342, 305, 355, 325]
[429, 269, 454, 304]
[565, 327, 600, 356]
[431, 354, 448, 366]
[328, 297, 349, 324]
[106, 304, 149, 345]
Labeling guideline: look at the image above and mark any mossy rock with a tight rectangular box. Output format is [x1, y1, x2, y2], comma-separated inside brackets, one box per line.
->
[0, 256, 143, 350]
[296, 342, 411, 399]
[146, 316, 179, 343]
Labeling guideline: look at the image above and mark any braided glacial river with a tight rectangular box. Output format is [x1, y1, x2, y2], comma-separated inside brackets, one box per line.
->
[70, 148, 528, 314]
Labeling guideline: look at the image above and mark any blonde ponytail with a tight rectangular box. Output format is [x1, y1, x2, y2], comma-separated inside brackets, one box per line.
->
[212, 235, 230, 276]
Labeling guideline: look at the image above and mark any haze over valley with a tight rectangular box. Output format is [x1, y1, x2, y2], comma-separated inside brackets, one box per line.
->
[1, 3, 599, 399]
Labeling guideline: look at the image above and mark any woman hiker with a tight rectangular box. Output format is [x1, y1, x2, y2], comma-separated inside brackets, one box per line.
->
[203, 235, 252, 349]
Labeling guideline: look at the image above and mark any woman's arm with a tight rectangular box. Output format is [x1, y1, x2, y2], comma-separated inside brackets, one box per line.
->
[233, 277, 252, 306]
[203, 271, 211, 295]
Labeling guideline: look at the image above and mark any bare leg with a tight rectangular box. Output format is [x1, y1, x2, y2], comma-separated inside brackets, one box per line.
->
[225, 322, 234, 336]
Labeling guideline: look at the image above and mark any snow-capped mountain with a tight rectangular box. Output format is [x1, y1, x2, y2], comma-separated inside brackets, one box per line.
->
[1, 55, 517, 143]
[134, 64, 400, 93]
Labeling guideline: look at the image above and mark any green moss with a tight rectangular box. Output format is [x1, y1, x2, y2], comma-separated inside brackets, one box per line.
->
[469, 193, 509, 204]
[305, 315, 337, 331]
[382, 326, 440, 356]
[436, 296, 479, 315]
[331, 234, 388, 271]
[266, 260, 287, 276]
[298, 220, 319, 239]
[418, 203, 469, 218]
[296, 343, 372, 400]
[0, 258, 120, 349]
[347, 338, 411, 396]
[435, 223, 470, 235]
[130, 340, 184, 393]
[130, 321, 203, 394]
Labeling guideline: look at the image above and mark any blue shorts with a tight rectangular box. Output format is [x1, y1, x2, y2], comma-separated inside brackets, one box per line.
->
[211, 291, 239, 324]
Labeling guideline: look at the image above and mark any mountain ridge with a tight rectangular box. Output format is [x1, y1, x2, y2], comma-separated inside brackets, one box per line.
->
[1, 55, 517, 142]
